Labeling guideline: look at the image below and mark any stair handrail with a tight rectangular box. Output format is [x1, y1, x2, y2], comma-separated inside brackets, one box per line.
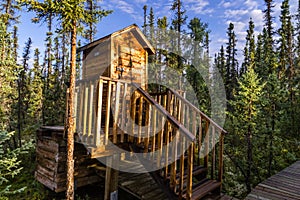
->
[168, 88, 227, 135]
[131, 83, 196, 142]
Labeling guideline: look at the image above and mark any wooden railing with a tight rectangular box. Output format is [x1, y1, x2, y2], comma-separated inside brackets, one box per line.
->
[151, 88, 227, 196]
[74, 76, 226, 199]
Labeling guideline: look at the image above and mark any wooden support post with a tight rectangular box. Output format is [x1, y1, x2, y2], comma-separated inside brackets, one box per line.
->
[95, 79, 103, 147]
[179, 136, 185, 199]
[211, 126, 216, 180]
[144, 104, 151, 154]
[83, 84, 89, 142]
[113, 82, 121, 144]
[170, 130, 178, 191]
[151, 106, 157, 160]
[137, 97, 143, 144]
[164, 90, 171, 180]
[88, 83, 94, 143]
[130, 91, 136, 143]
[186, 142, 194, 200]
[104, 154, 119, 200]
[105, 81, 112, 145]
[198, 114, 202, 166]
[218, 132, 224, 190]
[120, 83, 127, 143]
[78, 83, 84, 134]
[204, 121, 210, 168]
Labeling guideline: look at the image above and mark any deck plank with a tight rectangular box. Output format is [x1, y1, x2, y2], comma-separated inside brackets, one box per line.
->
[245, 160, 300, 200]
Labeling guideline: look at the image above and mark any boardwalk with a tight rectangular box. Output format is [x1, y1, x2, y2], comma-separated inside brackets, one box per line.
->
[245, 160, 300, 200]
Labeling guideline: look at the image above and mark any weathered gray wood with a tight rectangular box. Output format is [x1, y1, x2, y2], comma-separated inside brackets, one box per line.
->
[95, 79, 103, 147]
[104, 80, 112, 145]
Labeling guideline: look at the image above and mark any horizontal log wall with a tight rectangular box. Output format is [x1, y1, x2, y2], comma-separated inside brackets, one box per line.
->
[35, 127, 101, 193]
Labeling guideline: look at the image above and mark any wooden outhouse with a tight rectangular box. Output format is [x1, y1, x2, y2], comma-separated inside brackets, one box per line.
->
[75, 24, 155, 144]
[77, 24, 155, 87]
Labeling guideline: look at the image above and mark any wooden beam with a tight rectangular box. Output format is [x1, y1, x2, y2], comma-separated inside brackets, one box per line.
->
[137, 96, 143, 144]
[120, 83, 127, 143]
[113, 82, 121, 144]
[218, 132, 224, 187]
[83, 84, 88, 142]
[88, 83, 94, 142]
[105, 81, 112, 145]
[104, 154, 119, 200]
[95, 79, 103, 147]
[211, 126, 216, 180]
[186, 142, 194, 200]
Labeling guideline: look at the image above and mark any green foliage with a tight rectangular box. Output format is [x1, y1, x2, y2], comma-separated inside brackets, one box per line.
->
[0, 130, 34, 198]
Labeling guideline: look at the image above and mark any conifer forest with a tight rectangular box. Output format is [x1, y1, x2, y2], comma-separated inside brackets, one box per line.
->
[0, 0, 299, 199]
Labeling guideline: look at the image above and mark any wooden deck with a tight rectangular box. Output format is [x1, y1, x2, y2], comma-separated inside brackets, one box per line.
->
[245, 160, 300, 200]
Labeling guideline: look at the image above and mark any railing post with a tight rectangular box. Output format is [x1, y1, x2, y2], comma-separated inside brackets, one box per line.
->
[130, 90, 136, 143]
[179, 135, 185, 199]
[95, 79, 103, 147]
[137, 97, 143, 144]
[204, 121, 210, 168]
[104, 80, 112, 145]
[186, 142, 194, 200]
[83, 84, 89, 143]
[88, 82, 94, 144]
[78, 83, 84, 135]
[144, 103, 151, 154]
[211, 126, 216, 180]
[113, 82, 121, 144]
[120, 83, 127, 143]
[164, 89, 172, 180]
[218, 132, 224, 187]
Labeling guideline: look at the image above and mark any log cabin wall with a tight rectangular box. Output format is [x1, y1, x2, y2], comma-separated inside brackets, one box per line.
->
[35, 126, 101, 192]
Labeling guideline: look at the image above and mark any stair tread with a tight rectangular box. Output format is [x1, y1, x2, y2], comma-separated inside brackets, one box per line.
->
[182, 180, 221, 200]
[179, 166, 207, 181]
[167, 166, 207, 181]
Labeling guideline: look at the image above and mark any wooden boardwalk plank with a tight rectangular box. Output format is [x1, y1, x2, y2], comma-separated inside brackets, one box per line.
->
[245, 161, 300, 200]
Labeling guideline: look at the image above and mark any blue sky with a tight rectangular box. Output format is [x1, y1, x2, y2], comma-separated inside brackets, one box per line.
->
[17, 0, 298, 62]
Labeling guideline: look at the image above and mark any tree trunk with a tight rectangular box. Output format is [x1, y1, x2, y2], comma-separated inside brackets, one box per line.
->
[66, 21, 77, 200]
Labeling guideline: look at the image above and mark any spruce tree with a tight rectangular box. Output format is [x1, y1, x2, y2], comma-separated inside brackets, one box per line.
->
[225, 23, 238, 102]
[228, 67, 265, 194]
[20, 0, 112, 198]
[142, 5, 147, 35]
[241, 19, 255, 76]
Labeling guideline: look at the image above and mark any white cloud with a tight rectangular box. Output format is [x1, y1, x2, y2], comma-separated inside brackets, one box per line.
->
[224, 9, 249, 19]
[249, 9, 264, 30]
[185, 0, 214, 15]
[219, 0, 234, 8]
[134, 0, 147, 3]
[116, 0, 135, 14]
[244, 0, 258, 10]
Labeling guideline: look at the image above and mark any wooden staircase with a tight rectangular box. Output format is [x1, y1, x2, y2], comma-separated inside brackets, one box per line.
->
[73, 76, 227, 200]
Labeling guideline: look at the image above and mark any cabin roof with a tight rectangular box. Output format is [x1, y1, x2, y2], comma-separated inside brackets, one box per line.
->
[77, 24, 155, 55]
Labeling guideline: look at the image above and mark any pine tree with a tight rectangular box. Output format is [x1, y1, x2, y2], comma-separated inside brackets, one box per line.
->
[186, 17, 210, 112]
[294, 0, 300, 136]
[84, 0, 101, 42]
[0, 0, 20, 29]
[20, 1, 112, 198]
[28, 48, 43, 127]
[0, 18, 18, 130]
[228, 67, 265, 194]
[142, 5, 147, 35]
[225, 23, 238, 102]
[170, 0, 187, 90]
[278, 0, 294, 79]
[241, 19, 255, 76]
